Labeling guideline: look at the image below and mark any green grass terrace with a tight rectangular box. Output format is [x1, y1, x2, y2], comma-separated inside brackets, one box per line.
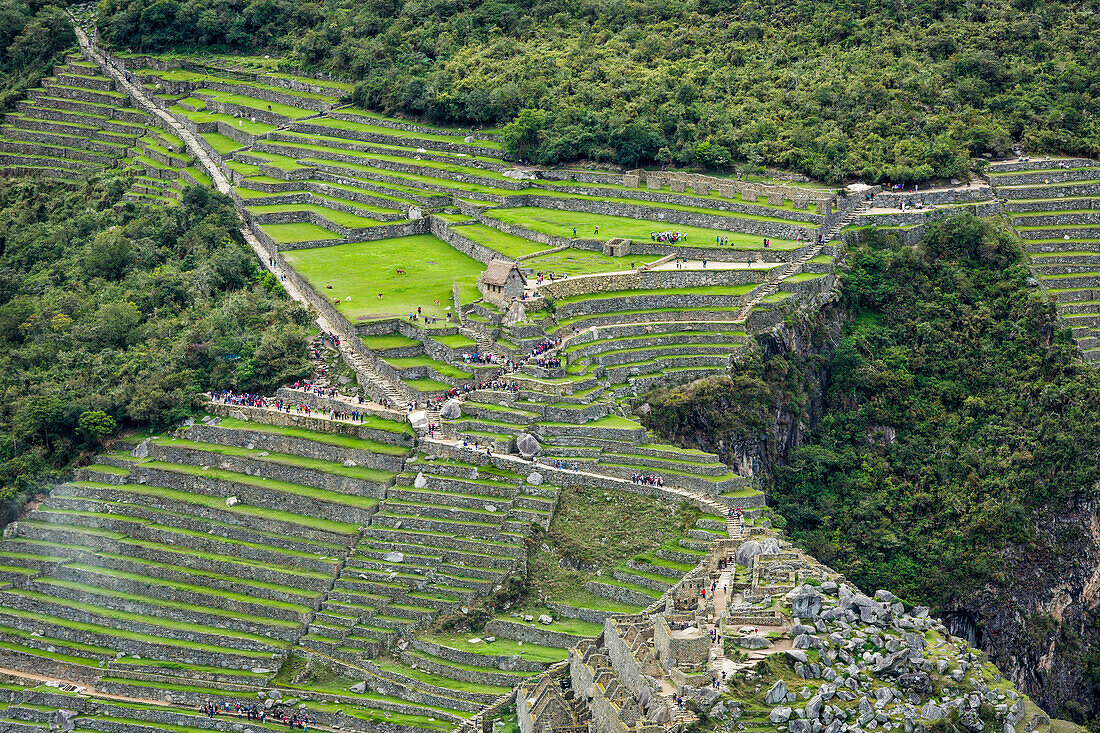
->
[484, 208, 802, 250]
[282, 235, 484, 322]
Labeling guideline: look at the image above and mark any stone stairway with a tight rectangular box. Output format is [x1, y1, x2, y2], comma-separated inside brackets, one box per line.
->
[730, 200, 868, 322]
[727, 513, 744, 539]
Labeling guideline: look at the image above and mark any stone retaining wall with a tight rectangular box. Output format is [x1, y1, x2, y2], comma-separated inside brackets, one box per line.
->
[293, 120, 497, 158]
[514, 194, 816, 240]
[529, 182, 824, 225]
[203, 403, 413, 446]
[538, 267, 766, 300]
[987, 158, 1100, 173]
[548, 601, 610, 624]
[873, 186, 993, 209]
[585, 580, 656, 607]
[854, 202, 997, 227]
[430, 217, 503, 264]
[411, 638, 544, 673]
[127, 462, 379, 525]
[263, 133, 507, 173]
[312, 169, 448, 206]
[185, 423, 403, 473]
[484, 618, 592, 648]
[273, 387, 408, 426]
[553, 290, 756, 321]
[148, 442, 386, 496]
[1011, 212, 1100, 227]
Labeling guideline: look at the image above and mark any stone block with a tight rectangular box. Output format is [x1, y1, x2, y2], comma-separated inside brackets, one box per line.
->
[692, 183, 711, 196]
[669, 179, 686, 193]
[793, 197, 809, 210]
[623, 174, 640, 188]
[717, 183, 735, 198]
[766, 188, 785, 205]
[645, 175, 663, 190]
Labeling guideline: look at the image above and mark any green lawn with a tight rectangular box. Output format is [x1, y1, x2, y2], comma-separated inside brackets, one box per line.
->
[383, 355, 472, 380]
[215, 414, 413, 438]
[420, 634, 567, 663]
[196, 89, 316, 118]
[523, 247, 631, 275]
[261, 222, 342, 244]
[361, 333, 421, 350]
[454, 223, 550, 258]
[199, 132, 241, 155]
[486, 207, 800, 249]
[283, 235, 485, 322]
[247, 203, 383, 228]
[168, 106, 276, 135]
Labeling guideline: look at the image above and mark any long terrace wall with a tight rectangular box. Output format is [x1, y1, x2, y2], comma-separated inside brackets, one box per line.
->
[430, 216, 505, 265]
[293, 120, 497, 158]
[503, 194, 815, 240]
[204, 402, 414, 446]
[521, 186, 825, 225]
[854, 202, 998, 227]
[873, 185, 993, 209]
[537, 267, 768, 300]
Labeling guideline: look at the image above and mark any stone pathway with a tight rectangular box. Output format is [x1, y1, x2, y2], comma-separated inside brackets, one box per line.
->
[418, 434, 730, 515]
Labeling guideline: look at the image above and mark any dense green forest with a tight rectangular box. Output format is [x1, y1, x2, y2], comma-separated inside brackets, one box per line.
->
[95, 0, 1100, 181]
[0, 0, 75, 110]
[648, 215, 1100, 606]
[0, 176, 311, 523]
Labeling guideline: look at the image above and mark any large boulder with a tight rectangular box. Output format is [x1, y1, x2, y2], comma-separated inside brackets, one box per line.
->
[735, 537, 778, 567]
[414, 472, 428, 489]
[516, 433, 542, 459]
[789, 584, 823, 619]
[440, 399, 462, 420]
[769, 708, 792, 724]
[765, 680, 788, 705]
[737, 634, 771, 649]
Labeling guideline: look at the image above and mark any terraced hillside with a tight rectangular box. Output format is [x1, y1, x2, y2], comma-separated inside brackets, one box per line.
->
[0, 22, 1050, 733]
[988, 158, 1100, 360]
[0, 53, 206, 204]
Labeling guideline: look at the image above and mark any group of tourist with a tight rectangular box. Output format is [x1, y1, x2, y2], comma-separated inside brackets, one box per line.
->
[544, 459, 580, 471]
[529, 355, 561, 369]
[651, 230, 687, 242]
[461, 438, 494, 457]
[630, 473, 664, 487]
[199, 702, 267, 724]
[531, 337, 561, 358]
[534, 271, 568, 284]
[270, 706, 318, 730]
[459, 351, 508, 365]
[211, 390, 374, 424]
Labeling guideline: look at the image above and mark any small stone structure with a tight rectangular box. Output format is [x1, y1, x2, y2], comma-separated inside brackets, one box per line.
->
[478, 258, 527, 305]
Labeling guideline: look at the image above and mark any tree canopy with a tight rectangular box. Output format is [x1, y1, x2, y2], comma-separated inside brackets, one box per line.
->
[95, 0, 1100, 181]
[0, 175, 311, 522]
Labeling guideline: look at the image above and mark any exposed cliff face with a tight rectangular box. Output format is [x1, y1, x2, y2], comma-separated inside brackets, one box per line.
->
[643, 301, 1100, 722]
[943, 493, 1100, 720]
[640, 302, 843, 478]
